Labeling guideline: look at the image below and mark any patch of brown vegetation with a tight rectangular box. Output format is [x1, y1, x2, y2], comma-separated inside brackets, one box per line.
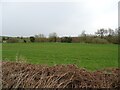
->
[2, 61, 120, 89]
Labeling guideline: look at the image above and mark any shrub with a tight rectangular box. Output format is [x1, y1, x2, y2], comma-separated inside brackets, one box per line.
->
[61, 37, 72, 43]
[30, 37, 35, 42]
[92, 38, 109, 44]
[7, 38, 18, 43]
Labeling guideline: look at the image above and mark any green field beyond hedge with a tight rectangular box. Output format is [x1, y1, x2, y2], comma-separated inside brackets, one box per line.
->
[2, 43, 118, 70]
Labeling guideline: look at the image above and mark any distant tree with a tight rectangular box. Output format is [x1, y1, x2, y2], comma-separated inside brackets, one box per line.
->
[108, 28, 114, 36]
[2, 37, 6, 41]
[95, 28, 108, 38]
[17, 37, 20, 39]
[78, 30, 87, 43]
[30, 36, 35, 42]
[2, 37, 9, 43]
[20, 37, 23, 39]
[80, 30, 86, 37]
[72, 37, 80, 43]
[114, 28, 118, 36]
[61, 37, 72, 43]
[49, 32, 57, 42]
[35, 34, 45, 38]
[2, 37, 9, 41]
[34, 34, 47, 42]
[7, 38, 18, 43]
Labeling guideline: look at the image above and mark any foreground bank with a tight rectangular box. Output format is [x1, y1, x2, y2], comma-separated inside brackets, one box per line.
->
[2, 61, 119, 89]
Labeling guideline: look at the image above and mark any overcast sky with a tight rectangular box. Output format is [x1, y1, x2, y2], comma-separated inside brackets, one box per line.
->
[1, 0, 119, 37]
[118, 1, 120, 27]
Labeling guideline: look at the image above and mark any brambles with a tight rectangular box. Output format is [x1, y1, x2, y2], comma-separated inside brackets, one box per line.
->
[2, 61, 120, 89]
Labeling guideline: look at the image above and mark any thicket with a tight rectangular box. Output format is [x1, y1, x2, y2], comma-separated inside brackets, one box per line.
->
[2, 28, 119, 44]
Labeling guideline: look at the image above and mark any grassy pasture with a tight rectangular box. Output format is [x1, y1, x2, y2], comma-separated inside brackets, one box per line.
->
[2, 43, 118, 70]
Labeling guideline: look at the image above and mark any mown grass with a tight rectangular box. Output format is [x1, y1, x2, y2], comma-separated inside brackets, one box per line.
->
[2, 43, 118, 70]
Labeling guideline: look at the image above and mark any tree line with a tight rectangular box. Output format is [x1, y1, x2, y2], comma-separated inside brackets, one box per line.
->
[2, 28, 119, 44]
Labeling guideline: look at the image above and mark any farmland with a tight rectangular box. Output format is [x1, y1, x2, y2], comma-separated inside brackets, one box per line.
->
[2, 43, 118, 70]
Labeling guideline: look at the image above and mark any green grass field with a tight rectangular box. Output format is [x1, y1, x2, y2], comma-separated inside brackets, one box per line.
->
[2, 43, 118, 70]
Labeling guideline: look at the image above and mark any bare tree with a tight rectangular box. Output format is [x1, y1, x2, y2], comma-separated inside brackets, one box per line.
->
[80, 30, 86, 37]
[35, 34, 45, 38]
[108, 28, 114, 36]
[95, 28, 108, 38]
[49, 32, 57, 42]
[34, 34, 46, 42]
[114, 28, 118, 36]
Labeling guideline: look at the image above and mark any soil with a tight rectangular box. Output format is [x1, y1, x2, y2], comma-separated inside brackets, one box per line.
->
[2, 61, 120, 89]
